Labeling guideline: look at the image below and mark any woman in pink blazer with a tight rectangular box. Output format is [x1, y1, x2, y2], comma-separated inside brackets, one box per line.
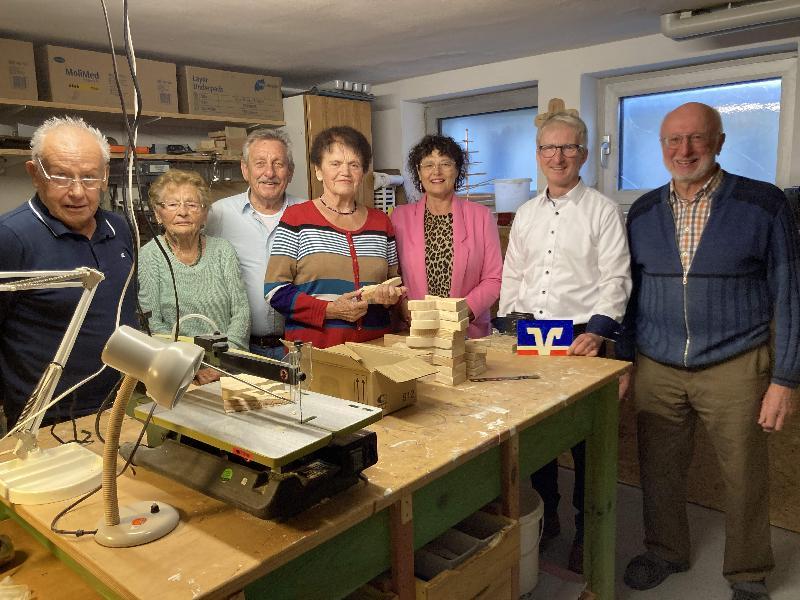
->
[391, 134, 503, 338]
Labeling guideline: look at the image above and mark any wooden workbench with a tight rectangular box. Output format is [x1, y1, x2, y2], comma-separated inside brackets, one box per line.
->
[0, 351, 627, 599]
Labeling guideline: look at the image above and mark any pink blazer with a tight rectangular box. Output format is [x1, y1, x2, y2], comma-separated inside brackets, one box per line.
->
[391, 194, 503, 338]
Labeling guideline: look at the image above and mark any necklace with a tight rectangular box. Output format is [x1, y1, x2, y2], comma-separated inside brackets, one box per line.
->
[319, 196, 357, 215]
[164, 233, 203, 267]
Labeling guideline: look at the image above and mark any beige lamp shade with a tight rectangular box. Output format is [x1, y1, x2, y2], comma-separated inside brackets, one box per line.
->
[101, 326, 204, 409]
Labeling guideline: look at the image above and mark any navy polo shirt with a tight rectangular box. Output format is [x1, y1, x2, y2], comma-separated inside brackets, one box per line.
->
[0, 195, 137, 427]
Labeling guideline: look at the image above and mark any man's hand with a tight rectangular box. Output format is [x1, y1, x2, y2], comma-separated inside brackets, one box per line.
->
[568, 332, 604, 357]
[758, 383, 796, 432]
[326, 291, 369, 322]
[193, 367, 220, 386]
[370, 284, 407, 307]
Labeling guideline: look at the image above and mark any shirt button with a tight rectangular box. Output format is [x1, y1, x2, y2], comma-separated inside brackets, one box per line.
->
[550, 230, 554, 234]
[545, 270, 549, 275]
[547, 250, 552, 254]
[682, 251, 689, 257]
[539, 310, 543, 314]
[684, 227, 690, 233]
[541, 290, 546, 294]
[555, 212, 560, 215]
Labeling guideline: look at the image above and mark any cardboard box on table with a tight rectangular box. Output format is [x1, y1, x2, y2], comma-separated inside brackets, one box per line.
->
[310, 342, 437, 415]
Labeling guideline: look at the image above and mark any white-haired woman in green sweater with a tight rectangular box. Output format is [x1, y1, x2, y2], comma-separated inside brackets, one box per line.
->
[139, 169, 249, 383]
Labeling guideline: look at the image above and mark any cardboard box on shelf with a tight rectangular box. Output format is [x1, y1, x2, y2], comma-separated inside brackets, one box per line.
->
[0, 39, 37, 101]
[36, 45, 178, 112]
[177, 65, 283, 121]
[310, 342, 438, 415]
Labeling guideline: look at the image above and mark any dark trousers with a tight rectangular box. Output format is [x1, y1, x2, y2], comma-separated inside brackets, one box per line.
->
[531, 324, 603, 542]
[531, 441, 586, 541]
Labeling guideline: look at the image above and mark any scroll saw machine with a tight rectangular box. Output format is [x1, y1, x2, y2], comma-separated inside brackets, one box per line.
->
[120, 335, 381, 520]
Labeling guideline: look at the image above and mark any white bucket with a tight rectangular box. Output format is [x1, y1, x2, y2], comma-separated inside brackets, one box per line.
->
[494, 178, 532, 212]
[519, 486, 544, 595]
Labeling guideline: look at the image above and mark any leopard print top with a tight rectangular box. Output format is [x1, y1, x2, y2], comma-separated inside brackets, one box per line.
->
[424, 206, 454, 297]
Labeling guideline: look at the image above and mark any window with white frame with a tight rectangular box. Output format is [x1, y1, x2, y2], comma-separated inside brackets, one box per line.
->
[425, 87, 538, 194]
[599, 54, 797, 208]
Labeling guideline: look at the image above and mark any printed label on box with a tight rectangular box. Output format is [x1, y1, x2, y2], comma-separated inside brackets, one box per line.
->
[517, 320, 573, 356]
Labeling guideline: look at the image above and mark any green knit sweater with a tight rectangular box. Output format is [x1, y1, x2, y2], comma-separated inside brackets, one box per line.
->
[138, 235, 250, 350]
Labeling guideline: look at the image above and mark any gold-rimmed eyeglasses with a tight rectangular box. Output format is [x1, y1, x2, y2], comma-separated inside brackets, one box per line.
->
[419, 160, 456, 172]
[660, 133, 718, 149]
[157, 200, 207, 213]
[36, 157, 107, 190]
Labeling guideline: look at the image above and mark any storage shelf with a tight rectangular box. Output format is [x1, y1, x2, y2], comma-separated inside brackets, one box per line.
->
[0, 97, 284, 128]
[0, 148, 242, 163]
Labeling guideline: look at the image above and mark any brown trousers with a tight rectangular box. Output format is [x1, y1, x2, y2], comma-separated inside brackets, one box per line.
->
[634, 347, 774, 582]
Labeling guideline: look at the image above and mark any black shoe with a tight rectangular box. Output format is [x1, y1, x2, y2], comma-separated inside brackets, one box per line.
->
[623, 551, 689, 590]
[567, 538, 583, 574]
[731, 580, 770, 600]
[540, 509, 561, 544]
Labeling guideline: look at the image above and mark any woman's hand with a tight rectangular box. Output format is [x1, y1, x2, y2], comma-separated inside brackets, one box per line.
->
[193, 367, 220, 386]
[370, 284, 407, 307]
[326, 291, 369, 322]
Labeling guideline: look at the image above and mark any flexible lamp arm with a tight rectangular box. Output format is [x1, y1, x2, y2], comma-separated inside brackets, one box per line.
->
[0, 268, 105, 457]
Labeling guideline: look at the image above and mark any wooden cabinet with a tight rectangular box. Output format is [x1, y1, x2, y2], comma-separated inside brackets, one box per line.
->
[283, 94, 373, 207]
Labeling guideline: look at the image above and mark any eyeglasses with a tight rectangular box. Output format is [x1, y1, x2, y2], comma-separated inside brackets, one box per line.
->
[157, 200, 206, 213]
[660, 133, 717, 149]
[419, 160, 456, 172]
[537, 144, 585, 158]
[36, 157, 107, 190]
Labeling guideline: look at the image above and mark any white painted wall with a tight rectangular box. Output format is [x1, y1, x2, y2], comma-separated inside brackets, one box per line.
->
[372, 27, 800, 197]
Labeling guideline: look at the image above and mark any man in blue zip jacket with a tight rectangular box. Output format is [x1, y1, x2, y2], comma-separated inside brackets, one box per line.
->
[617, 102, 799, 600]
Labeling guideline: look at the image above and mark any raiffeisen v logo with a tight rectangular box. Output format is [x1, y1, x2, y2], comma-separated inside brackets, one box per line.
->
[517, 320, 574, 356]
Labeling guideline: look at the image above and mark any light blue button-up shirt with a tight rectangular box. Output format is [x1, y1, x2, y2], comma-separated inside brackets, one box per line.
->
[206, 190, 303, 336]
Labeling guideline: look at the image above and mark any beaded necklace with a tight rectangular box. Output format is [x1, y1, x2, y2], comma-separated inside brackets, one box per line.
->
[319, 196, 357, 215]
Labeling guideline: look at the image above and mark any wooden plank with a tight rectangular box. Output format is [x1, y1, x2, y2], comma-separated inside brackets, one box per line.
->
[389, 495, 415, 600]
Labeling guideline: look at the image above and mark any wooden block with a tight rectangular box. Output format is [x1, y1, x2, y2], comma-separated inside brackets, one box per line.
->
[408, 299, 437, 311]
[410, 327, 437, 337]
[424, 294, 442, 301]
[410, 319, 439, 330]
[466, 364, 488, 376]
[435, 297, 468, 312]
[220, 375, 289, 412]
[360, 276, 403, 303]
[433, 336, 463, 350]
[435, 371, 467, 386]
[439, 308, 470, 322]
[406, 335, 435, 348]
[410, 310, 439, 321]
[465, 355, 487, 366]
[432, 354, 466, 367]
[433, 345, 465, 358]
[435, 362, 467, 377]
[383, 333, 408, 346]
[465, 339, 490, 352]
[438, 317, 469, 332]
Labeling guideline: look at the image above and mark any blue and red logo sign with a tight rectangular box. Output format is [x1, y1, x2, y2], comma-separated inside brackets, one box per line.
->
[517, 320, 574, 356]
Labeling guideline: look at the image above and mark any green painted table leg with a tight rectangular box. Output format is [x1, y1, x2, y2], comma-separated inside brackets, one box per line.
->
[583, 381, 619, 599]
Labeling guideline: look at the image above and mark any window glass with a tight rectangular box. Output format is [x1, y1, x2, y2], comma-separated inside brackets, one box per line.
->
[619, 79, 782, 190]
[440, 107, 538, 193]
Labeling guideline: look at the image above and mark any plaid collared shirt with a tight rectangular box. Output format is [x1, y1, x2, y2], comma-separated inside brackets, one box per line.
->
[669, 167, 723, 271]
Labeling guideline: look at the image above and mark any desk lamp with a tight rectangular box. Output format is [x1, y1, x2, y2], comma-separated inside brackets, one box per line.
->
[0, 268, 105, 505]
[95, 325, 203, 547]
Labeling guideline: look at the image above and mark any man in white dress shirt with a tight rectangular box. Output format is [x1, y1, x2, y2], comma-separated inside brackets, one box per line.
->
[499, 111, 631, 572]
[206, 129, 302, 359]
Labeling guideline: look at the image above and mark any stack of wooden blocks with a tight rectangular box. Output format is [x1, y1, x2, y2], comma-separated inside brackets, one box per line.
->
[407, 295, 470, 385]
[464, 339, 489, 377]
[195, 126, 247, 156]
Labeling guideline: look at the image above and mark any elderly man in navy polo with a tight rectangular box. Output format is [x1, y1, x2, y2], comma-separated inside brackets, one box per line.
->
[0, 116, 136, 429]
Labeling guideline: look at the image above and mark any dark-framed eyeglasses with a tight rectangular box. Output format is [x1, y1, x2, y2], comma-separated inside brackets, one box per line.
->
[36, 156, 107, 190]
[537, 144, 585, 158]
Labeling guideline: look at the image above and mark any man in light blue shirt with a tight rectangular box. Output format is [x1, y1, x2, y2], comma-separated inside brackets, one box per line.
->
[206, 129, 302, 358]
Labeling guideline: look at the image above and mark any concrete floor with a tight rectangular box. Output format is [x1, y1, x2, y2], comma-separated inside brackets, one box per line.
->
[522, 468, 800, 600]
